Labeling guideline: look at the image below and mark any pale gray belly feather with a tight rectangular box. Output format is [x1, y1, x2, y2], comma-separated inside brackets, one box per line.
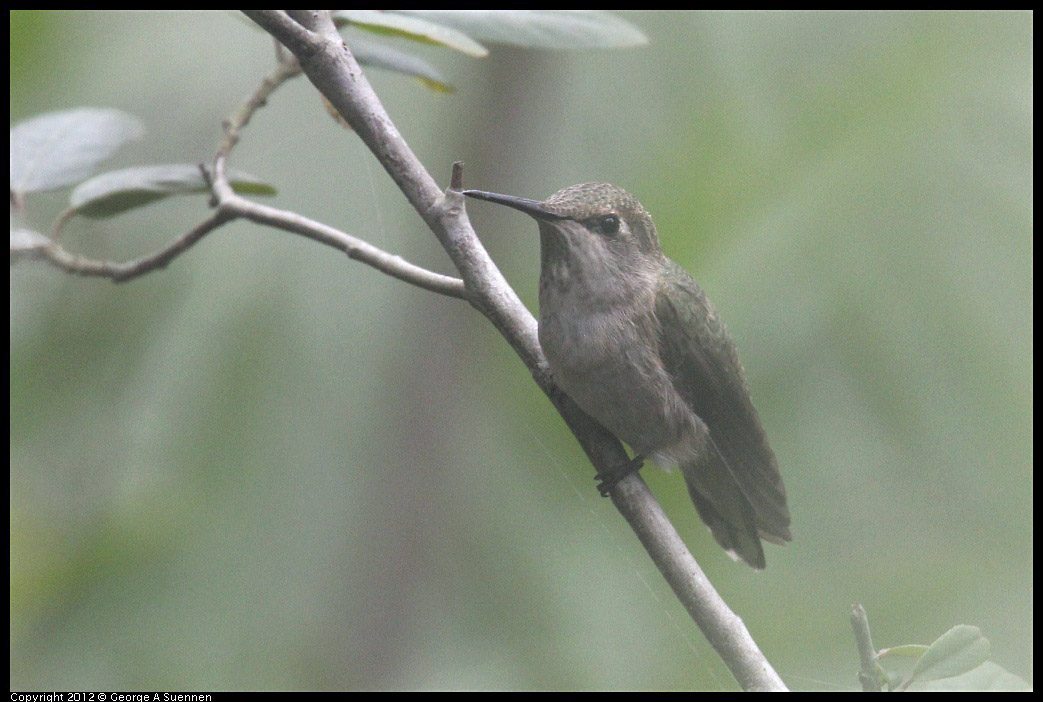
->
[538, 307, 701, 460]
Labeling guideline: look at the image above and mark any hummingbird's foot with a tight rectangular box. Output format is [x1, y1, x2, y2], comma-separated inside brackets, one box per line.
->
[596, 454, 646, 496]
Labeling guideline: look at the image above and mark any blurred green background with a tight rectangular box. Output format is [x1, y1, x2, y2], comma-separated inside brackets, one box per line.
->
[10, 11, 1032, 691]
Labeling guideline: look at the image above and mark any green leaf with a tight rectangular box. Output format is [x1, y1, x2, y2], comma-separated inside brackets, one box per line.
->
[69, 164, 276, 219]
[348, 36, 455, 93]
[907, 625, 991, 685]
[913, 661, 1032, 692]
[10, 108, 145, 195]
[878, 644, 929, 658]
[334, 10, 488, 57]
[417, 78, 454, 95]
[393, 10, 648, 50]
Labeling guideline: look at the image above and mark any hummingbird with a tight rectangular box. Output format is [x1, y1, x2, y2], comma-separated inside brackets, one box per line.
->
[463, 183, 791, 568]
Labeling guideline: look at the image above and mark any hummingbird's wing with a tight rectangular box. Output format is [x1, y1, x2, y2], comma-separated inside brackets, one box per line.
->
[679, 435, 768, 568]
[655, 261, 792, 550]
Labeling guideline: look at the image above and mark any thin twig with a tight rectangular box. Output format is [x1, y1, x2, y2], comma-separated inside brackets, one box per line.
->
[851, 604, 884, 692]
[41, 210, 232, 282]
[218, 55, 302, 159]
[213, 184, 467, 299]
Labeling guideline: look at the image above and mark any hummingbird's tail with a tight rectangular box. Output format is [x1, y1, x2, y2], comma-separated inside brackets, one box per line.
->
[680, 452, 767, 569]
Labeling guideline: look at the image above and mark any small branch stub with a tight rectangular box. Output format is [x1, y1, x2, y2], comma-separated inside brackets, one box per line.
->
[450, 161, 465, 192]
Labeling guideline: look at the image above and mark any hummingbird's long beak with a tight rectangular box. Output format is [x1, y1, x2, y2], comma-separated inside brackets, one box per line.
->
[462, 190, 569, 222]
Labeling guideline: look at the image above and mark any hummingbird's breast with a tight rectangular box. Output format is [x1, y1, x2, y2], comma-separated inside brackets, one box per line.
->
[538, 287, 698, 459]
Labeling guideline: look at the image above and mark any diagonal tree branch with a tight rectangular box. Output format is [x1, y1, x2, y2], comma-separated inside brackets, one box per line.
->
[245, 10, 786, 692]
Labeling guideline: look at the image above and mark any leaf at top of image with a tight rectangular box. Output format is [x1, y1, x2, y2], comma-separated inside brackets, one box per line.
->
[10, 108, 145, 196]
[348, 35, 455, 93]
[333, 10, 488, 57]
[393, 10, 648, 50]
[69, 164, 276, 219]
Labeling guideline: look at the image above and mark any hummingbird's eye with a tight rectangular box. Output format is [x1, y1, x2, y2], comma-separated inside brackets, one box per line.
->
[593, 215, 620, 236]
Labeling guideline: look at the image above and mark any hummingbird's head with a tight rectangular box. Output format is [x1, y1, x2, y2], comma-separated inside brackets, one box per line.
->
[464, 183, 663, 298]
